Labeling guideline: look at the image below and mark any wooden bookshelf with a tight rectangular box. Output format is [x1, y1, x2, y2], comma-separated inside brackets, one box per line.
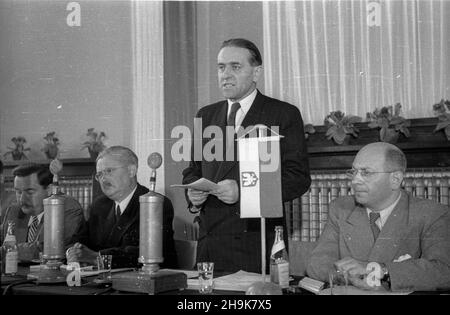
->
[306, 117, 450, 170]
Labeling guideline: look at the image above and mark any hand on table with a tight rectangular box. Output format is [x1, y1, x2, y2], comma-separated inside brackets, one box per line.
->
[66, 242, 98, 266]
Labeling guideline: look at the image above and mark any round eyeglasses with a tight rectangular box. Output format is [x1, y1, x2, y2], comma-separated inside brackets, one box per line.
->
[345, 168, 397, 180]
[95, 166, 126, 181]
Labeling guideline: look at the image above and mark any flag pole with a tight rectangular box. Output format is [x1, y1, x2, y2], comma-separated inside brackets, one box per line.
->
[261, 217, 266, 282]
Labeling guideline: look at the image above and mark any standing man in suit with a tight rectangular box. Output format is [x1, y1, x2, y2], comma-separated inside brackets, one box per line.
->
[67, 146, 177, 269]
[0, 163, 84, 262]
[182, 38, 311, 273]
[307, 142, 450, 292]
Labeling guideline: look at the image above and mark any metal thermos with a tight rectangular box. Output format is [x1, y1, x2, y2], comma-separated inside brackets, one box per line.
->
[138, 152, 164, 273]
[42, 185, 65, 261]
[138, 191, 164, 272]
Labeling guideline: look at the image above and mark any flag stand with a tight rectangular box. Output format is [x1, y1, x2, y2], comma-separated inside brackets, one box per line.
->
[237, 124, 284, 289]
[261, 217, 266, 282]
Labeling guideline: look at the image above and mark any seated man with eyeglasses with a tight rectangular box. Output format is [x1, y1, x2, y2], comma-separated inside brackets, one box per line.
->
[66, 146, 177, 269]
[307, 142, 450, 292]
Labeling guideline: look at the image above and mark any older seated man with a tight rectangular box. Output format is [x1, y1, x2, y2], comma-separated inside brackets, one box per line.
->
[307, 142, 450, 292]
[1, 163, 84, 262]
[66, 146, 177, 269]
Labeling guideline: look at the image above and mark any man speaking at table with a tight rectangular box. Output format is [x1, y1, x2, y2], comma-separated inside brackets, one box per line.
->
[66, 146, 177, 269]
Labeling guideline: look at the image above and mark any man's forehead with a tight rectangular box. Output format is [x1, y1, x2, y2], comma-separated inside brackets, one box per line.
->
[353, 148, 385, 168]
[217, 46, 251, 62]
[14, 173, 40, 188]
[97, 155, 122, 168]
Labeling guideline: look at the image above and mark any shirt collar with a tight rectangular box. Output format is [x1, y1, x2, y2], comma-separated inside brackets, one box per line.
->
[366, 193, 402, 228]
[227, 88, 257, 119]
[115, 185, 137, 215]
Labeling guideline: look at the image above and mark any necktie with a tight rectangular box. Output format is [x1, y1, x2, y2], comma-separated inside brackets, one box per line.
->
[226, 102, 241, 162]
[227, 102, 241, 127]
[27, 215, 39, 243]
[115, 205, 121, 222]
[369, 212, 381, 241]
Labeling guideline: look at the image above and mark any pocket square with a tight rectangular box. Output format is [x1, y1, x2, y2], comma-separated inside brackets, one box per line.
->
[393, 254, 411, 262]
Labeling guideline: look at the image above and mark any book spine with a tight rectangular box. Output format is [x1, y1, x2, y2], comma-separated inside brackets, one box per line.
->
[284, 200, 293, 240]
[309, 182, 320, 242]
[300, 190, 310, 242]
[439, 170, 449, 206]
[319, 179, 329, 237]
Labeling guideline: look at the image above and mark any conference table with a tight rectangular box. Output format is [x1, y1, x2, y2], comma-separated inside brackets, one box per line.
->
[1, 266, 446, 296]
[0, 266, 308, 295]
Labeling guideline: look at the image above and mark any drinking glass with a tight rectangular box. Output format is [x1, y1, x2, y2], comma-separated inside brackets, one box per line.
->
[328, 268, 348, 295]
[96, 254, 112, 283]
[197, 262, 214, 294]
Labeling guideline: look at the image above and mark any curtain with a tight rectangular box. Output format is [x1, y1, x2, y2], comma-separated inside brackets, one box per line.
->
[131, 0, 165, 192]
[263, 0, 450, 125]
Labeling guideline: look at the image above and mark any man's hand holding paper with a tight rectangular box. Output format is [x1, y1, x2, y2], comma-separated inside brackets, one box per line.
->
[187, 189, 209, 206]
[172, 178, 219, 192]
[211, 179, 239, 204]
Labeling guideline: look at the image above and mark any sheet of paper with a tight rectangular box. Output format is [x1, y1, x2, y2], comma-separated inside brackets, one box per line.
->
[318, 285, 412, 295]
[170, 178, 219, 192]
[187, 270, 270, 292]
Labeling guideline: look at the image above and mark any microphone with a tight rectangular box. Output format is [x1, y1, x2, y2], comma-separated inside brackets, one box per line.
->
[49, 159, 63, 189]
[147, 152, 162, 192]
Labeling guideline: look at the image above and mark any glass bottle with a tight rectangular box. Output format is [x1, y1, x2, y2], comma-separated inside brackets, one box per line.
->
[3, 221, 18, 275]
[270, 225, 290, 288]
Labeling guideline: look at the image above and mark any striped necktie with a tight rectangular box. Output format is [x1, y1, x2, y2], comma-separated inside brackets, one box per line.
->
[369, 212, 381, 241]
[27, 215, 39, 243]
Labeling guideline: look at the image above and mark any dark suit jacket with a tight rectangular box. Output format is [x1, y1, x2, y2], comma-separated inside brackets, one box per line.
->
[70, 183, 177, 269]
[182, 90, 311, 273]
[307, 191, 450, 291]
[0, 196, 84, 262]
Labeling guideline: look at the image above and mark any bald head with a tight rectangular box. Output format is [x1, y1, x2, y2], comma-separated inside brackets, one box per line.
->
[356, 142, 406, 173]
[351, 142, 406, 211]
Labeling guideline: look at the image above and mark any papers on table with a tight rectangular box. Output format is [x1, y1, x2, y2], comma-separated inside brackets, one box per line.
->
[318, 285, 412, 295]
[187, 270, 270, 292]
[170, 178, 219, 192]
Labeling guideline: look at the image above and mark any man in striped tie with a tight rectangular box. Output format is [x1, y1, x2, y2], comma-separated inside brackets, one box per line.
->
[0, 164, 84, 262]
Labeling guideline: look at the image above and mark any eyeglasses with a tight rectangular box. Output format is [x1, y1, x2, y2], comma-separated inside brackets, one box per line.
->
[95, 166, 126, 181]
[345, 168, 397, 180]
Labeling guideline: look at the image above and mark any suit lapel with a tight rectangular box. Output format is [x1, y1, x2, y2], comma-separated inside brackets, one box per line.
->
[341, 204, 374, 260]
[213, 91, 266, 182]
[368, 191, 409, 262]
[209, 101, 228, 182]
[105, 202, 117, 243]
